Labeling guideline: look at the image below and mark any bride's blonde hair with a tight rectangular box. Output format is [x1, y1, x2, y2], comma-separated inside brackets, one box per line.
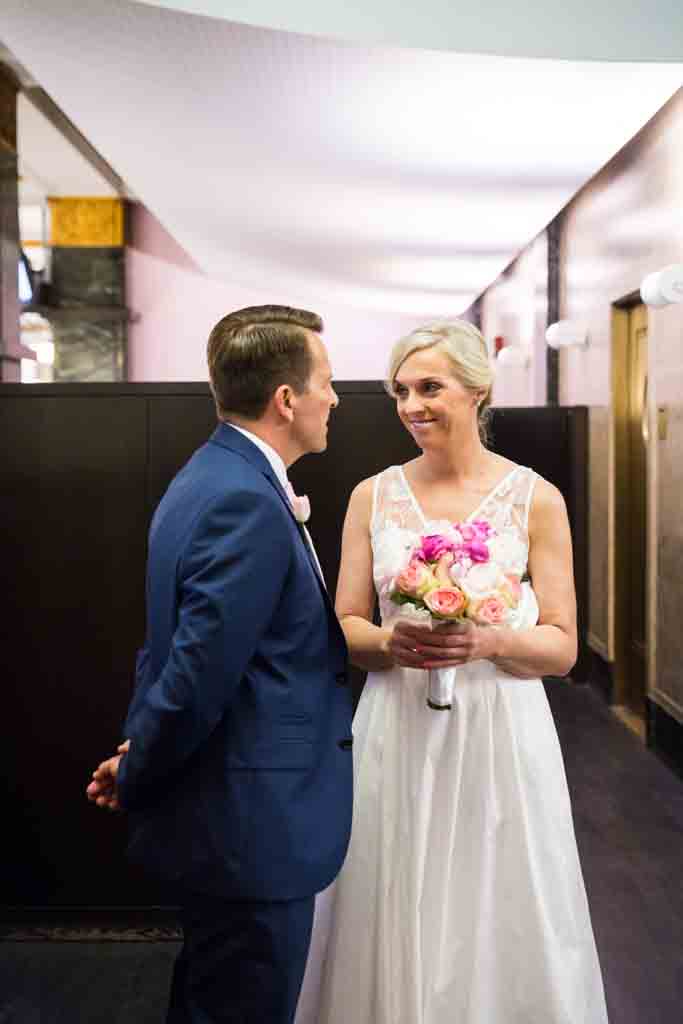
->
[387, 320, 494, 444]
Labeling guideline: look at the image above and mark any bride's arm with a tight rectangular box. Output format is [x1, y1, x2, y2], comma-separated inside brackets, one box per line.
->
[335, 479, 395, 671]
[415, 478, 577, 678]
[336, 480, 427, 673]
[490, 478, 577, 678]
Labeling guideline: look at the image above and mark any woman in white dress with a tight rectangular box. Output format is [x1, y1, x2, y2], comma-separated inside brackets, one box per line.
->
[316, 321, 609, 1023]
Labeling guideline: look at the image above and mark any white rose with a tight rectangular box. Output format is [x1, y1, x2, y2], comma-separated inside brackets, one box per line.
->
[460, 561, 503, 596]
[488, 532, 527, 573]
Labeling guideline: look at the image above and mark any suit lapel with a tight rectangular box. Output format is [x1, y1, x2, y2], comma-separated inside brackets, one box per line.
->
[209, 422, 330, 601]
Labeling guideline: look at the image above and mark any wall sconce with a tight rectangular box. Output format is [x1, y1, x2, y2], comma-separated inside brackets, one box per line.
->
[496, 345, 529, 368]
[545, 320, 589, 349]
[640, 263, 683, 307]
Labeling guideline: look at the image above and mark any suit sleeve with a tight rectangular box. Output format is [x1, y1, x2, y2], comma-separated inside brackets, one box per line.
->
[117, 489, 291, 811]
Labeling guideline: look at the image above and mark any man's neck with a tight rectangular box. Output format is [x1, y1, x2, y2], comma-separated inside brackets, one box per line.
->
[222, 416, 298, 469]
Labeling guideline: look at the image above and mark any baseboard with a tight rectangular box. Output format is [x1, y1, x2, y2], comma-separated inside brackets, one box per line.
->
[0, 906, 181, 941]
[587, 631, 610, 662]
[646, 698, 683, 780]
[587, 647, 614, 704]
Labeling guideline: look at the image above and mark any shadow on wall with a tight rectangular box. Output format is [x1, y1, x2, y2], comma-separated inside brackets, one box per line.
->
[127, 202, 202, 273]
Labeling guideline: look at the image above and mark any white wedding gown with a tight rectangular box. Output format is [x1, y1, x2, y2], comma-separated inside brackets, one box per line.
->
[308, 464, 608, 1024]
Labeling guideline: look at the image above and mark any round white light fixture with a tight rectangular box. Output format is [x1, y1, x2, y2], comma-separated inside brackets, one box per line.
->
[640, 264, 683, 307]
[545, 320, 589, 349]
[496, 345, 529, 368]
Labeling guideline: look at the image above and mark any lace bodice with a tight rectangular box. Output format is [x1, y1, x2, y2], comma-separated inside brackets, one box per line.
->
[371, 464, 538, 627]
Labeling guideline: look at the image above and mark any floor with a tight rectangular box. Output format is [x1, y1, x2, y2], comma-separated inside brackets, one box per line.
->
[547, 682, 683, 1024]
[1, 681, 681, 1023]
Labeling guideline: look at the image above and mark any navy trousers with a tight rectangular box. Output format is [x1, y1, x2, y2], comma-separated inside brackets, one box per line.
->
[166, 895, 315, 1024]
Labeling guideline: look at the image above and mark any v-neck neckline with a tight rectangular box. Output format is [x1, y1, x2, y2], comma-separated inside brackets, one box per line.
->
[398, 463, 520, 528]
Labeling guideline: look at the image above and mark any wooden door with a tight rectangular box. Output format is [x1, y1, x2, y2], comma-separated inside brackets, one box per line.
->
[613, 304, 649, 719]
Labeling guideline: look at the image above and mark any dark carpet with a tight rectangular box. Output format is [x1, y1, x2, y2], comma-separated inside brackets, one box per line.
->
[1, 681, 681, 1023]
[547, 681, 683, 1024]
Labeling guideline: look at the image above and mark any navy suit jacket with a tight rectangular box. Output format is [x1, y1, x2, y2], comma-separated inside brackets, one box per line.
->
[117, 423, 353, 902]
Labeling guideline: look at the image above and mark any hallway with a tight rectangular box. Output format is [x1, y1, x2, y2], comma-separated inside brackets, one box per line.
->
[1, 681, 681, 1023]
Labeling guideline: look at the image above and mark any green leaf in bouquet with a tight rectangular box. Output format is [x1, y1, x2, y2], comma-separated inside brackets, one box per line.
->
[390, 592, 424, 608]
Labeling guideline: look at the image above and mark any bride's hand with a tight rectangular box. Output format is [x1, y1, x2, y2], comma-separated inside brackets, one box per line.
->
[392, 621, 498, 669]
[387, 621, 433, 669]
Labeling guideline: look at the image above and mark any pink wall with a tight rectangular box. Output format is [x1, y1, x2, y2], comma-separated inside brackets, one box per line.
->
[481, 232, 548, 408]
[125, 204, 426, 382]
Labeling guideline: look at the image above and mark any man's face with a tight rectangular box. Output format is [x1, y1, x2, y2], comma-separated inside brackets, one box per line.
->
[291, 333, 338, 454]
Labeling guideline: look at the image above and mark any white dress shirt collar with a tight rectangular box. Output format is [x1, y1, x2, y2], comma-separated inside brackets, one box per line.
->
[226, 422, 289, 492]
[226, 422, 324, 585]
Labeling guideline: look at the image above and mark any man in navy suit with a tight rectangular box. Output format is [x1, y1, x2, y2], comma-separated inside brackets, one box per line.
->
[87, 305, 353, 1023]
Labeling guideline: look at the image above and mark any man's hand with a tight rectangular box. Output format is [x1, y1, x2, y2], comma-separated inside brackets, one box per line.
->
[86, 740, 130, 812]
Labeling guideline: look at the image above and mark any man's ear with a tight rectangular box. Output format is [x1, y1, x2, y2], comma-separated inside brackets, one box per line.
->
[273, 384, 294, 422]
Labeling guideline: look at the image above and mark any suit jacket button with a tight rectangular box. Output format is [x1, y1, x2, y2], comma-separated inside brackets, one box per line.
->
[338, 738, 353, 750]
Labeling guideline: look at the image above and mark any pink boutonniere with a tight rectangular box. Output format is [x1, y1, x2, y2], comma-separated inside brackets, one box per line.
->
[285, 480, 311, 524]
[291, 493, 311, 524]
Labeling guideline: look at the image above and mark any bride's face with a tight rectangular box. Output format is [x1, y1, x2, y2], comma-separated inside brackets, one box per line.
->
[391, 346, 480, 450]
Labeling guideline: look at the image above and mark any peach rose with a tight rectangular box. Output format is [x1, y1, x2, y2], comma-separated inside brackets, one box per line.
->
[434, 551, 456, 585]
[467, 594, 509, 626]
[500, 573, 522, 607]
[424, 586, 467, 620]
[394, 558, 435, 599]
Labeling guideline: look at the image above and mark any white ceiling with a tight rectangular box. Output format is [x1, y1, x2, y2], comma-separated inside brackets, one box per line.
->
[1, 0, 681, 315]
[17, 94, 116, 205]
[138, 0, 683, 62]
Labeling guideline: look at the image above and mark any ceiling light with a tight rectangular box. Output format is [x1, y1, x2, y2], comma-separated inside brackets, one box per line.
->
[545, 320, 589, 348]
[640, 264, 683, 307]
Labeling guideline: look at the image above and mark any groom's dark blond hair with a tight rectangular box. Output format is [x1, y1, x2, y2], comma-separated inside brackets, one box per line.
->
[208, 305, 323, 420]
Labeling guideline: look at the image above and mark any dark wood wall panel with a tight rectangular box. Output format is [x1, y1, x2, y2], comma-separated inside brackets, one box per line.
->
[146, 396, 217, 517]
[289, 387, 417, 599]
[3, 394, 149, 904]
[487, 405, 589, 680]
[0, 385, 587, 907]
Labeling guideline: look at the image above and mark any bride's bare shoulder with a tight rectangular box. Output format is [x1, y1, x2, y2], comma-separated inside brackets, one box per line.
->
[346, 466, 400, 525]
[349, 463, 400, 502]
[346, 476, 376, 522]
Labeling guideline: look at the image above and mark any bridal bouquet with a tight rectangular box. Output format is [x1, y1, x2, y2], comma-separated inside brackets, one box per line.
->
[390, 520, 522, 709]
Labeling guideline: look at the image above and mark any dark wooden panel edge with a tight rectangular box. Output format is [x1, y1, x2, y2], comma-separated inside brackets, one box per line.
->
[646, 698, 683, 780]
[0, 381, 391, 398]
[568, 406, 590, 683]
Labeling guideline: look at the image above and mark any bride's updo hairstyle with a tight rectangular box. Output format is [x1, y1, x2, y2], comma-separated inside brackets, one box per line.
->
[387, 320, 494, 444]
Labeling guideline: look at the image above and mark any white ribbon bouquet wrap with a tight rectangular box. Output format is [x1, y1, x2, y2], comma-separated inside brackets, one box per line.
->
[390, 522, 524, 710]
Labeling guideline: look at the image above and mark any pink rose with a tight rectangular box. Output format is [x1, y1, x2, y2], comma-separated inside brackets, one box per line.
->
[394, 558, 434, 599]
[419, 534, 454, 562]
[470, 519, 494, 539]
[468, 539, 490, 563]
[467, 594, 508, 625]
[424, 586, 467, 620]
